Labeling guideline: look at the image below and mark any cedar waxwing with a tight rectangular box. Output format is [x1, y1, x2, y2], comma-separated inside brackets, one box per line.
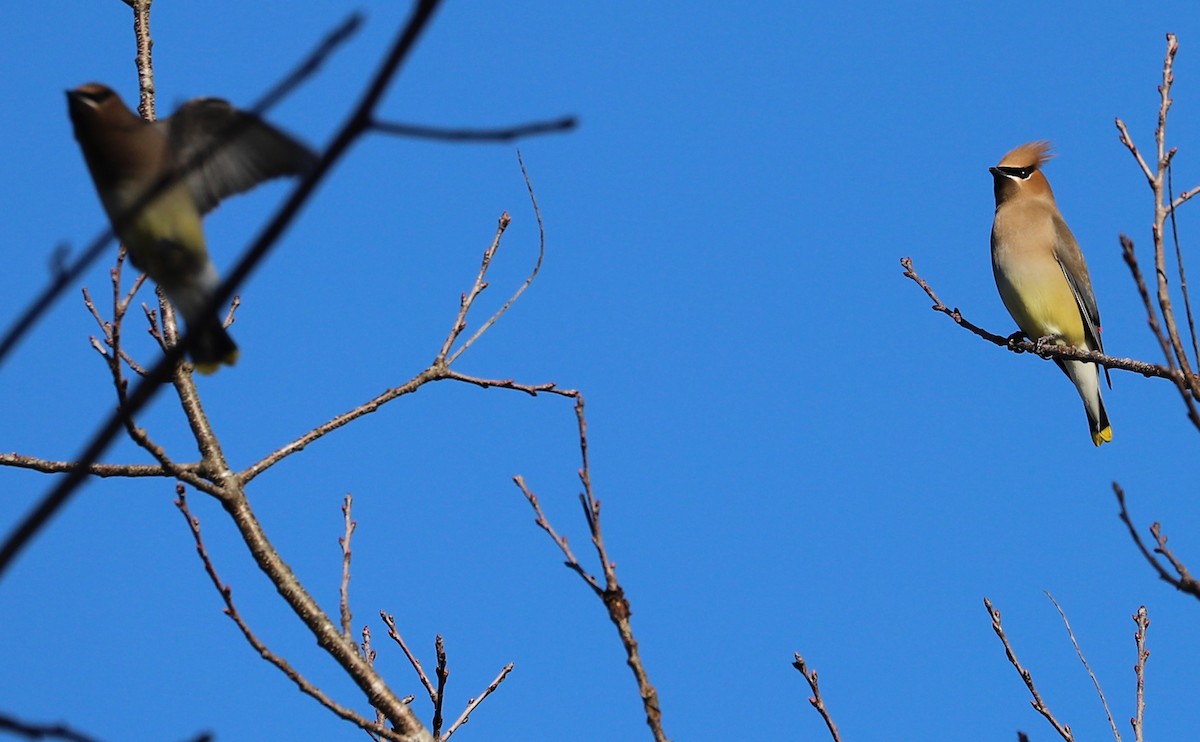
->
[66, 82, 316, 373]
[990, 141, 1113, 446]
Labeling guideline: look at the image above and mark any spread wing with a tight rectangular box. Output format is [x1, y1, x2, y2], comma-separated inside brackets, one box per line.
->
[162, 98, 317, 214]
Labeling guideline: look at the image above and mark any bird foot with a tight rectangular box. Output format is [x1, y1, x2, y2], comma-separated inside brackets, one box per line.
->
[1033, 334, 1061, 356]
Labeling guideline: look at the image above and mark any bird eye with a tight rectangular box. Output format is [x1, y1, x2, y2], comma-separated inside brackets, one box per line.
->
[996, 165, 1035, 179]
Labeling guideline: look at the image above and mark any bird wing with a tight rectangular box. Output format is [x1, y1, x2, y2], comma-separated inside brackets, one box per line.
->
[163, 98, 317, 214]
[1053, 213, 1112, 387]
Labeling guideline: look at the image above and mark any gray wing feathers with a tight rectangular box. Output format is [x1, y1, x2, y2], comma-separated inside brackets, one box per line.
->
[163, 98, 317, 214]
[1053, 213, 1112, 387]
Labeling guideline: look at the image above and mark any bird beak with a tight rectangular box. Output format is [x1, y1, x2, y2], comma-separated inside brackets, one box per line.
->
[988, 166, 1001, 176]
[66, 88, 93, 113]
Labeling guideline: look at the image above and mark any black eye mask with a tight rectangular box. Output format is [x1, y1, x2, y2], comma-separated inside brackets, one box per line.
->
[995, 165, 1035, 179]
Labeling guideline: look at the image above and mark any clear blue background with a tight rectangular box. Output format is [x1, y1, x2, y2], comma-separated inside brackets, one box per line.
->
[3, 2, 1200, 740]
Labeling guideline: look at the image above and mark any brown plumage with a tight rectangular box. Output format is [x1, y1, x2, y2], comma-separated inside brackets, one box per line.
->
[989, 140, 1112, 445]
[67, 82, 316, 373]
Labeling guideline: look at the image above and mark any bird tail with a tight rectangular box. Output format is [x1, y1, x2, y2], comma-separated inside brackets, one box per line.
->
[1057, 359, 1112, 446]
[187, 316, 239, 374]
[1089, 397, 1113, 446]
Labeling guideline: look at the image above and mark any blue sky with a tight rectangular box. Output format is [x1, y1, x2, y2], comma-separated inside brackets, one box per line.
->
[4, 2, 1200, 740]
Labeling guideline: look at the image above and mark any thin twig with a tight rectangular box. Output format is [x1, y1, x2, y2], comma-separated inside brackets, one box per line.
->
[792, 653, 842, 742]
[447, 152, 546, 364]
[361, 625, 387, 735]
[1114, 483, 1200, 599]
[514, 394, 667, 741]
[1122, 236, 1176, 366]
[442, 368, 576, 398]
[0, 12, 360, 370]
[0, 713, 104, 742]
[244, 166, 554, 485]
[1115, 33, 1200, 414]
[174, 488, 406, 742]
[372, 117, 576, 142]
[432, 636, 449, 739]
[381, 611, 437, 702]
[0, 3, 440, 589]
[436, 212, 511, 362]
[984, 597, 1075, 741]
[441, 663, 513, 740]
[513, 474, 602, 596]
[339, 493, 356, 639]
[902, 256, 1182, 381]
[0, 453, 196, 478]
[1165, 163, 1200, 366]
[1044, 591, 1121, 742]
[1131, 606, 1149, 742]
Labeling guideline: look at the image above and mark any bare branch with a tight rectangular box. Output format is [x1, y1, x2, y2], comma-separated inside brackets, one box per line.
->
[0, 453, 195, 479]
[1044, 591, 1121, 742]
[1131, 606, 1149, 742]
[514, 394, 667, 741]
[441, 663, 513, 741]
[1114, 483, 1200, 599]
[0, 712, 105, 742]
[902, 256, 1182, 382]
[0, 2, 446, 580]
[436, 212, 512, 362]
[984, 597, 1075, 741]
[1165, 163, 1200, 370]
[175, 488, 409, 741]
[432, 636, 449, 739]
[1115, 33, 1200, 415]
[792, 653, 843, 742]
[340, 493, 356, 639]
[447, 152, 547, 364]
[0, 11, 360, 370]
[239, 365, 442, 484]
[247, 162, 553, 484]
[381, 611, 437, 703]
[513, 474, 602, 596]
[371, 116, 576, 143]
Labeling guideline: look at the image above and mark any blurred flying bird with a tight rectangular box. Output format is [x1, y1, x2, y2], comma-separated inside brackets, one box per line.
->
[67, 82, 316, 373]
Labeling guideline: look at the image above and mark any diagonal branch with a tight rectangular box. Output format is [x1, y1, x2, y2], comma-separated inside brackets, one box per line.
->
[902, 256, 1182, 381]
[515, 394, 667, 742]
[1114, 483, 1200, 599]
[175, 489, 408, 742]
[792, 653, 843, 742]
[0, 2, 438, 583]
[1044, 591, 1121, 742]
[0, 12, 360, 369]
[985, 597, 1075, 742]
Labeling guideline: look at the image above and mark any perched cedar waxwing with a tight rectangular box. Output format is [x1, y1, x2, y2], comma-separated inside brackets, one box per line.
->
[66, 82, 316, 373]
[990, 141, 1113, 446]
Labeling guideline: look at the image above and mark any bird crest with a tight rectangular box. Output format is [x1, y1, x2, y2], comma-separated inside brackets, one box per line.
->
[996, 140, 1055, 169]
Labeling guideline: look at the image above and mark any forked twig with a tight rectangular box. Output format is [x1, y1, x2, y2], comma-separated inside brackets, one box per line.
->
[515, 395, 667, 742]
[1114, 484, 1200, 599]
[175, 488, 406, 741]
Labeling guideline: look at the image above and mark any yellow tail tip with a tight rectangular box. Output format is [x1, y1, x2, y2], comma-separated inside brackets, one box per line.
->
[1092, 426, 1113, 446]
[192, 349, 239, 375]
